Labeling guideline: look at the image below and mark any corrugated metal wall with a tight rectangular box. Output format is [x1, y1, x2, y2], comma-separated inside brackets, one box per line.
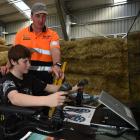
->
[0, 26, 4, 37]
[5, 21, 30, 45]
[46, 15, 63, 38]
[5, 1, 140, 44]
[71, 1, 140, 39]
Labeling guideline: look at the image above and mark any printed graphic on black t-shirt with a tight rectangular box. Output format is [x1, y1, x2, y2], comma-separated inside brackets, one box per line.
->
[3, 80, 16, 96]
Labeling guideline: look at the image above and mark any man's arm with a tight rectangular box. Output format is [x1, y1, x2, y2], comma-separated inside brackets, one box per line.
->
[51, 47, 63, 79]
[8, 90, 66, 107]
[50, 31, 63, 79]
[51, 47, 61, 65]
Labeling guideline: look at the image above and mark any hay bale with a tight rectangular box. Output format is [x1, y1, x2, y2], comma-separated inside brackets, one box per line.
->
[65, 58, 128, 76]
[127, 32, 140, 103]
[0, 51, 8, 66]
[66, 73, 129, 103]
[0, 37, 6, 45]
[61, 37, 129, 103]
[129, 75, 140, 102]
[0, 45, 10, 52]
[61, 38, 127, 60]
[65, 73, 105, 95]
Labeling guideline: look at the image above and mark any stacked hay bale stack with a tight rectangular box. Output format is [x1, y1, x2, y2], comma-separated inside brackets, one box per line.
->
[128, 32, 140, 102]
[0, 37, 9, 66]
[61, 37, 129, 103]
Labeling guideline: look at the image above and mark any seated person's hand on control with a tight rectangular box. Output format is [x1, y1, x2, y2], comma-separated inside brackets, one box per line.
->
[46, 91, 67, 107]
[69, 84, 83, 94]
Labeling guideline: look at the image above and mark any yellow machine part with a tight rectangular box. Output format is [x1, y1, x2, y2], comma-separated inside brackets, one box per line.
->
[49, 62, 67, 117]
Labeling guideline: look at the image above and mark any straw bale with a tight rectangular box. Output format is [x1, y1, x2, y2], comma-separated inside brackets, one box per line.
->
[102, 75, 129, 102]
[65, 73, 105, 95]
[0, 37, 6, 45]
[61, 38, 127, 60]
[129, 75, 140, 102]
[128, 32, 140, 41]
[66, 73, 129, 103]
[61, 37, 130, 102]
[0, 45, 10, 52]
[127, 32, 140, 103]
[0, 51, 8, 66]
[65, 57, 128, 76]
[128, 32, 140, 54]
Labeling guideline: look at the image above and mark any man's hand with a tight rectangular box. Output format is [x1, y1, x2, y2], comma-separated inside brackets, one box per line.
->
[51, 65, 64, 79]
[0, 65, 9, 75]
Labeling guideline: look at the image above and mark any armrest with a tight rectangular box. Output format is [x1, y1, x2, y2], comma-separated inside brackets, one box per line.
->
[0, 105, 36, 115]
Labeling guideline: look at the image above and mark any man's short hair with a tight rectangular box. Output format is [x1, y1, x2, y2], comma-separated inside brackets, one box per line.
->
[31, 2, 48, 15]
[8, 44, 31, 62]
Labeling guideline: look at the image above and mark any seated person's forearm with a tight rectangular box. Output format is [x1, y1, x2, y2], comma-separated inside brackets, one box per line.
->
[8, 90, 66, 107]
[8, 91, 50, 107]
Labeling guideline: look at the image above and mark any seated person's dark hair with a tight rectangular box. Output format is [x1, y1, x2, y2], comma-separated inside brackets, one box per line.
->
[8, 44, 31, 68]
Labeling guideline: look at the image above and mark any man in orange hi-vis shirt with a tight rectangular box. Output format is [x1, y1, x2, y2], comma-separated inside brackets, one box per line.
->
[16, 2, 63, 84]
[1, 2, 63, 84]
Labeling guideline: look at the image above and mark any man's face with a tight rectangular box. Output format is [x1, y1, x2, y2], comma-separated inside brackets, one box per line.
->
[14, 58, 31, 74]
[31, 13, 47, 30]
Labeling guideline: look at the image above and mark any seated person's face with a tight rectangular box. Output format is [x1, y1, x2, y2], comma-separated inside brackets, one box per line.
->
[14, 58, 31, 74]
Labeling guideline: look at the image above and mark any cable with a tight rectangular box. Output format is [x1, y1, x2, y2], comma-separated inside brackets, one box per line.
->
[127, 10, 140, 35]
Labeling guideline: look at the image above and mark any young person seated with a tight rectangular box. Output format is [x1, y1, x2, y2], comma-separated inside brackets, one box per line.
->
[0, 44, 80, 140]
[0, 44, 79, 109]
[0, 45, 68, 108]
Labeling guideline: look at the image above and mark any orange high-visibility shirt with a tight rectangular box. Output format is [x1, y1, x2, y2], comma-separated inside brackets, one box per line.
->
[15, 25, 60, 72]
[15, 25, 60, 63]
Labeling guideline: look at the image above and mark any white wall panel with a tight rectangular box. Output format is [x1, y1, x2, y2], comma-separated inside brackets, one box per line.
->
[5, 21, 30, 45]
[5, 34, 15, 45]
[46, 15, 60, 27]
[6, 21, 30, 33]
[71, 18, 138, 39]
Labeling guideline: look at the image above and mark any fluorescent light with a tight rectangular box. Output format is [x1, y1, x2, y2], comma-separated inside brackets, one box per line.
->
[114, 0, 127, 3]
[71, 22, 77, 25]
[2, 31, 9, 34]
[7, 0, 31, 19]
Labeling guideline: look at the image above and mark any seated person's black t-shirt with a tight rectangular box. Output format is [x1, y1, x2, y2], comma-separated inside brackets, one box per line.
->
[0, 72, 47, 132]
[0, 72, 46, 104]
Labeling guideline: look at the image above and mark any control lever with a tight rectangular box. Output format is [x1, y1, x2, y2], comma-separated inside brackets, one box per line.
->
[51, 82, 72, 131]
[76, 79, 88, 106]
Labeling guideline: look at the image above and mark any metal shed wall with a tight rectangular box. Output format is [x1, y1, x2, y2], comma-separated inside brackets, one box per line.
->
[5, 1, 140, 44]
[70, 1, 140, 39]
[5, 21, 30, 45]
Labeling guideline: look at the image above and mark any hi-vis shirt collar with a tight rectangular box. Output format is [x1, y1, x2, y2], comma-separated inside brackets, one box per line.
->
[29, 24, 47, 32]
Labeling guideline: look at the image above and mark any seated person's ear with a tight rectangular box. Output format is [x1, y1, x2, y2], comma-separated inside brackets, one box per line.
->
[10, 59, 17, 66]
